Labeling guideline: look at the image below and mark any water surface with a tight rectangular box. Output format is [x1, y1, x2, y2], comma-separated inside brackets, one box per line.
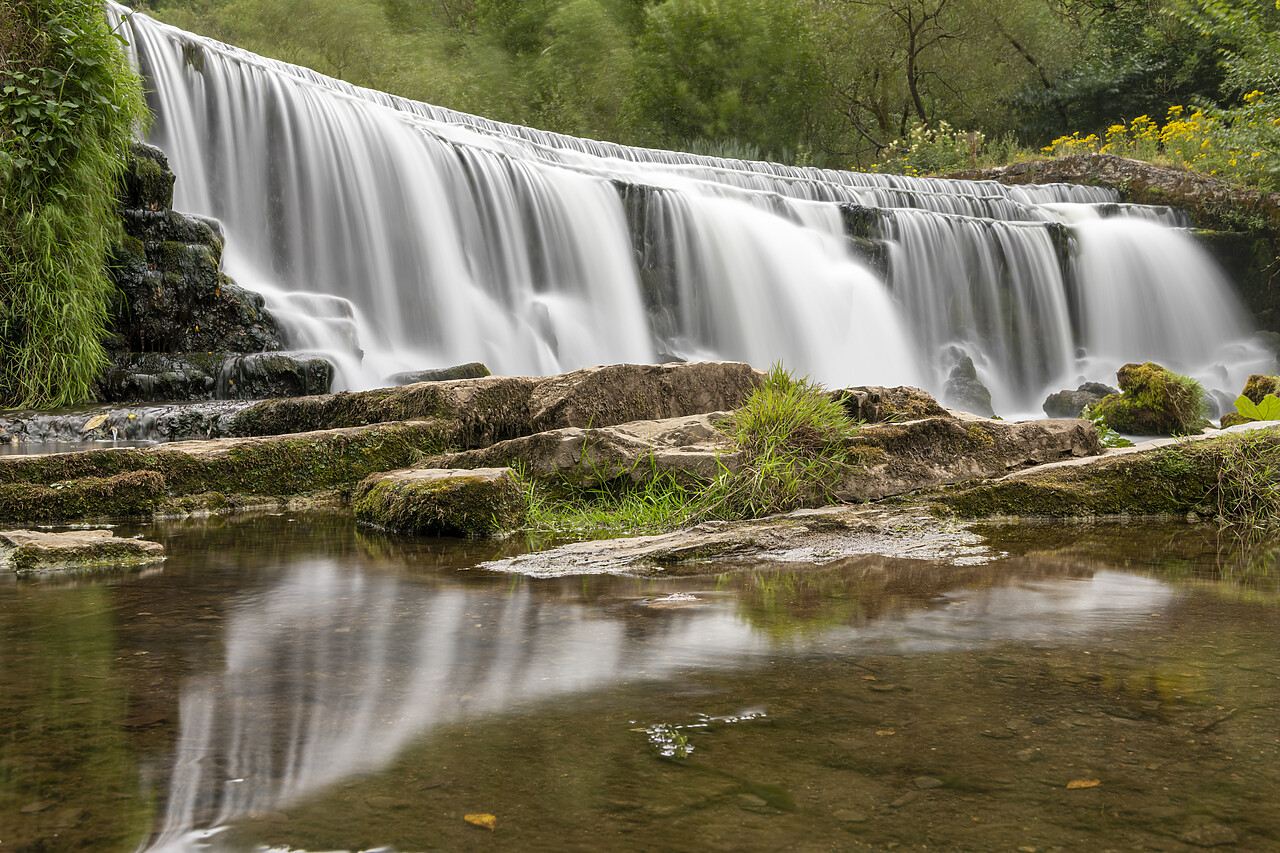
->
[2, 514, 1277, 851]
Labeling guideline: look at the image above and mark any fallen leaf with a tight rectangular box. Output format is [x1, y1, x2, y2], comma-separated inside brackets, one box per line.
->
[1066, 778, 1101, 789]
[83, 413, 109, 432]
[464, 813, 497, 831]
[861, 675, 878, 681]
[875, 730, 895, 736]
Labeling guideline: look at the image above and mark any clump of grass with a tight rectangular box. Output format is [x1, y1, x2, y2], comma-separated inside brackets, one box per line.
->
[1213, 429, 1280, 532]
[520, 364, 862, 538]
[0, 0, 149, 408]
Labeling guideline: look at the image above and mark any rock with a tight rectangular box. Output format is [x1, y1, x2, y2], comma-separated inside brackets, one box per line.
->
[1240, 373, 1280, 404]
[0, 528, 164, 574]
[1179, 822, 1240, 848]
[353, 468, 526, 537]
[0, 471, 166, 523]
[233, 361, 763, 447]
[117, 141, 174, 210]
[942, 356, 995, 417]
[420, 412, 740, 487]
[831, 386, 951, 423]
[1090, 362, 1210, 435]
[98, 352, 334, 402]
[1042, 382, 1119, 419]
[941, 423, 1280, 519]
[386, 363, 491, 385]
[836, 414, 1099, 501]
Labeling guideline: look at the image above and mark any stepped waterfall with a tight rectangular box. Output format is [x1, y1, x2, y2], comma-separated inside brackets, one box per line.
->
[110, 5, 1268, 417]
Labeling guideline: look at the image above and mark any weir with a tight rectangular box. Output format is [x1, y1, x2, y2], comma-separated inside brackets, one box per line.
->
[110, 5, 1269, 416]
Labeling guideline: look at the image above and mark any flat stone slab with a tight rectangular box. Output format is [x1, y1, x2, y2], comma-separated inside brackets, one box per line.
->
[354, 467, 526, 537]
[0, 529, 165, 574]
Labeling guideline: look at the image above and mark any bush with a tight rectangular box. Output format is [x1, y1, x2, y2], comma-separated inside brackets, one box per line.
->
[0, 0, 148, 408]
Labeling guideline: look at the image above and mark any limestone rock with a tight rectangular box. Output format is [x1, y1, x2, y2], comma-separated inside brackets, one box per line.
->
[354, 467, 526, 537]
[387, 363, 491, 385]
[942, 356, 995, 418]
[0, 528, 165, 574]
[0, 471, 166, 523]
[837, 413, 1100, 501]
[1042, 382, 1118, 419]
[419, 412, 740, 487]
[832, 385, 951, 423]
[233, 361, 763, 446]
[1090, 362, 1209, 435]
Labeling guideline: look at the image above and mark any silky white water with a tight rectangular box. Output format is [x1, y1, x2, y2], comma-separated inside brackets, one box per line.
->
[110, 5, 1270, 414]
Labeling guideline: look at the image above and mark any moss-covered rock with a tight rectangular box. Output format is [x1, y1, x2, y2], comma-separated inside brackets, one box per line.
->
[1241, 374, 1280, 404]
[353, 468, 526, 537]
[1090, 362, 1209, 435]
[831, 385, 951, 423]
[0, 471, 165, 523]
[0, 528, 165, 574]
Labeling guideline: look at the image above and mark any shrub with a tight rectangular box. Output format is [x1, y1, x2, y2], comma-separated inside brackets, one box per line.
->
[0, 0, 148, 408]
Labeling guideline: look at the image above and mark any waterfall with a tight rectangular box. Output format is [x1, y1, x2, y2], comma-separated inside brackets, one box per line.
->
[109, 5, 1268, 414]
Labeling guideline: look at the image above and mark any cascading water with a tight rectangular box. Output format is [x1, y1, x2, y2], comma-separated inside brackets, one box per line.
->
[109, 4, 1270, 415]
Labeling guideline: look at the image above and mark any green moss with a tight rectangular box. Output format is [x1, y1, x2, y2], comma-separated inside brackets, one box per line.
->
[1090, 362, 1209, 435]
[354, 470, 526, 537]
[0, 471, 164, 523]
[8, 540, 163, 573]
[1241, 374, 1280, 404]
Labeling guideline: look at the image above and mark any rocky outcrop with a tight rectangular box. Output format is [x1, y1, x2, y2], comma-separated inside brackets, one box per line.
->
[0, 529, 165, 574]
[232, 361, 764, 446]
[1043, 382, 1118, 419]
[98, 352, 333, 403]
[105, 142, 330, 401]
[420, 412, 740, 487]
[354, 468, 526, 537]
[836, 413, 1099, 501]
[1090, 362, 1209, 435]
[941, 356, 995, 418]
[0, 471, 165, 522]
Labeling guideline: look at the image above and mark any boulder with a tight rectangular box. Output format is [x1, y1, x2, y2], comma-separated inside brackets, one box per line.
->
[419, 413, 740, 487]
[353, 468, 526, 537]
[1090, 362, 1209, 435]
[98, 352, 334, 402]
[219, 353, 334, 399]
[386, 362, 491, 385]
[0, 528, 165, 574]
[941, 356, 995, 418]
[1042, 382, 1118, 419]
[836, 413, 1100, 501]
[831, 385, 951, 423]
[233, 361, 764, 447]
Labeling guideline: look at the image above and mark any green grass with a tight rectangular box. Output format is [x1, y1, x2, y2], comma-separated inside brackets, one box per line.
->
[0, 0, 149, 409]
[521, 364, 862, 537]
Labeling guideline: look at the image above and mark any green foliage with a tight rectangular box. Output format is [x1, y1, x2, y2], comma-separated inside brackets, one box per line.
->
[0, 0, 149, 408]
[1211, 428, 1280, 531]
[1089, 363, 1209, 436]
[1235, 392, 1280, 422]
[1082, 406, 1135, 448]
[521, 467, 697, 537]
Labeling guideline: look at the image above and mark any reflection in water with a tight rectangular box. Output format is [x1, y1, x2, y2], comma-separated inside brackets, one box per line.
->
[144, 555, 1173, 851]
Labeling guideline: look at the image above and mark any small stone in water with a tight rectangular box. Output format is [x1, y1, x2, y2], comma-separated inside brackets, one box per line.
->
[913, 776, 944, 789]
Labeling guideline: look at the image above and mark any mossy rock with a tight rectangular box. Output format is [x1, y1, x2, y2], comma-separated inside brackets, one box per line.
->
[353, 467, 526, 537]
[0, 528, 165, 574]
[1240, 374, 1280, 405]
[1090, 362, 1209, 436]
[0, 471, 165, 523]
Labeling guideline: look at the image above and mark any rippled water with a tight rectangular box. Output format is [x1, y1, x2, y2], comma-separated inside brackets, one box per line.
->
[2, 514, 1277, 851]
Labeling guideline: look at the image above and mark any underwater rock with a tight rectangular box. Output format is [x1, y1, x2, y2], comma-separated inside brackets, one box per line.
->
[0, 528, 165, 574]
[386, 363, 491, 386]
[1090, 362, 1210, 435]
[1042, 382, 1119, 419]
[942, 356, 995, 418]
[353, 468, 525, 537]
[420, 412, 740, 488]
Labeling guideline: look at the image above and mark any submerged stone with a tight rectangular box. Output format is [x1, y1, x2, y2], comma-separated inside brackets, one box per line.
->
[0, 528, 165, 574]
[354, 468, 526, 537]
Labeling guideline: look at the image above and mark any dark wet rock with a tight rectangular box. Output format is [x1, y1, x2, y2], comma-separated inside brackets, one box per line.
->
[386, 362, 491, 386]
[107, 143, 285, 359]
[1, 401, 253, 446]
[832, 385, 951, 423]
[942, 356, 995, 418]
[354, 467, 525, 537]
[233, 361, 763, 447]
[837, 414, 1099, 501]
[1090, 362, 1210, 435]
[0, 528, 165, 574]
[1042, 382, 1119, 419]
[220, 353, 334, 399]
[420, 412, 739, 488]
